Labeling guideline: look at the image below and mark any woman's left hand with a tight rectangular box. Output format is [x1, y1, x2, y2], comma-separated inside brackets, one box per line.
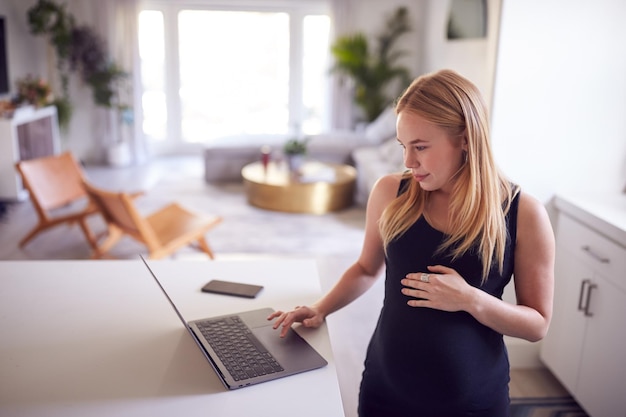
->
[401, 265, 476, 312]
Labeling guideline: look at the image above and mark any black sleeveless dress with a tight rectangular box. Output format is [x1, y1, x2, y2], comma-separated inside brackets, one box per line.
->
[358, 181, 519, 417]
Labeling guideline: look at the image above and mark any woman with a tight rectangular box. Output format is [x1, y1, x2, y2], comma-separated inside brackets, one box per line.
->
[269, 69, 554, 416]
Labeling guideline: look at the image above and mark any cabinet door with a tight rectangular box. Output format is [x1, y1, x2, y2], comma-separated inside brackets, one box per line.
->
[540, 242, 590, 393]
[575, 275, 626, 417]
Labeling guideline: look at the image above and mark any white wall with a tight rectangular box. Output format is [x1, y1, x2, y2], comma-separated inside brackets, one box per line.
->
[421, 0, 501, 108]
[353, 0, 501, 109]
[491, 0, 626, 203]
[344, 0, 426, 80]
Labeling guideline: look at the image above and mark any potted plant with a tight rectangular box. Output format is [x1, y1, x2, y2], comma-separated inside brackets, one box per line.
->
[330, 6, 412, 122]
[26, 0, 132, 153]
[283, 137, 308, 173]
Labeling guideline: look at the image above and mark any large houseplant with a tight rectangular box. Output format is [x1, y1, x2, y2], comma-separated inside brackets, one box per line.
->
[26, 0, 130, 129]
[330, 6, 412, 122]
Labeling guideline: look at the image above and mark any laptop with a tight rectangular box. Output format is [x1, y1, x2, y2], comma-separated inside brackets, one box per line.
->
[140, 256, 328, 390]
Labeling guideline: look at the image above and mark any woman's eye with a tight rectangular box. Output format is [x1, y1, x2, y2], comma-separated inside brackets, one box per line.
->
[415, 146, 426, 151]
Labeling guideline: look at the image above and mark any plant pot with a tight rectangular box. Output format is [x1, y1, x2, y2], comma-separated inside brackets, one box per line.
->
[107, 142, 132, 167]
[286, 154, 304, 173]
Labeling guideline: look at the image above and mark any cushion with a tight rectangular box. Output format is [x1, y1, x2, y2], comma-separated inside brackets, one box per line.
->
[364, 105, 397, 145]
[378, 137, 405, 169]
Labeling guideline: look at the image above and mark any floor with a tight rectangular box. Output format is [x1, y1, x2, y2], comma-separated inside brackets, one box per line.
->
[1, 155, 572, 406]
[509, 368, 569, 398]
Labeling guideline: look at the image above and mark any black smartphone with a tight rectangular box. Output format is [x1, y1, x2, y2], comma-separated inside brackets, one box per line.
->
[201, 279, 264, 298]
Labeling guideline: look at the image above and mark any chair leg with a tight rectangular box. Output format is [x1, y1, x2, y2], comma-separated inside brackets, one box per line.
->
[19, 225, 46, 248]
[197, 236, 216, 259]
[78, 218, 99, 251]
[91, 226, 123, 259]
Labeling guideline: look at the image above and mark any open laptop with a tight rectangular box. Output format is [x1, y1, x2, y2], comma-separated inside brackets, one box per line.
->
[140, 256, 328, 390]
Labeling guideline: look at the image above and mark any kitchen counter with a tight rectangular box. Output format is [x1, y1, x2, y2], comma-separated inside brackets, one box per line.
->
[553, 193, 626, 247]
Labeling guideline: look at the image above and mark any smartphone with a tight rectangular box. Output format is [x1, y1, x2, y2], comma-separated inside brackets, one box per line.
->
[201, 279, 264, 298]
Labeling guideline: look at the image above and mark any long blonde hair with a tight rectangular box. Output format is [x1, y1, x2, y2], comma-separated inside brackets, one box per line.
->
[379, 69, 516, 283]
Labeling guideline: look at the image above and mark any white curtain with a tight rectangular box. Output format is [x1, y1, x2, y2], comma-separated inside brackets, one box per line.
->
[93, 0, 147, 165]
[329, 0, 356, 130]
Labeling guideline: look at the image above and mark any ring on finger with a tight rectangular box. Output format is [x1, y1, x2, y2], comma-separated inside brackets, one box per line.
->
[420, 273, 430, 283]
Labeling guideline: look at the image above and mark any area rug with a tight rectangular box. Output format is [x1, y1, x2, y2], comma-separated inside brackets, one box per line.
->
[510, 397, 589, 417]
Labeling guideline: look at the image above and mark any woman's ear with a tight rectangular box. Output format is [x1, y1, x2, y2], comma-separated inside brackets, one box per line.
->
[461, 135, 469, 152]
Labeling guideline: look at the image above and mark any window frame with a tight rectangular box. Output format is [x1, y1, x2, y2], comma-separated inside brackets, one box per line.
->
[139, 0, 331, 152]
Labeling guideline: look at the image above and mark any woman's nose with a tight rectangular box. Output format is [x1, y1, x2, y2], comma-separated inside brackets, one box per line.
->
[403, 149, 418, 167]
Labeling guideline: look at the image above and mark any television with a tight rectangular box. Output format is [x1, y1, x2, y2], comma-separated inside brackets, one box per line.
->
[0, 16, 9, 95]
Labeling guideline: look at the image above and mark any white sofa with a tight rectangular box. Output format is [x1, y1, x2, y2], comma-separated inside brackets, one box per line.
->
[351, 137, 406, 205]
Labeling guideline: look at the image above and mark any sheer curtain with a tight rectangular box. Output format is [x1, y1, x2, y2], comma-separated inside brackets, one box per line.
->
[328, 0, 355, 130]
[94, 0, 147, 165]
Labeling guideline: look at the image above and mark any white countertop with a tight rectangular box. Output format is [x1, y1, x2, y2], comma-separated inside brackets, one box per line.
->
[0, 259, 345, 417]
[553, 193, 626, 246]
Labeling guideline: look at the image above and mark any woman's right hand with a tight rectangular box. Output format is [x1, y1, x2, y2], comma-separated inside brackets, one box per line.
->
[267, 306, 325, 338]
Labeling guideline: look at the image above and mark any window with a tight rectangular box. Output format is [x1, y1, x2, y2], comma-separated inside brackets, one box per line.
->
[138, 1, 331, 146]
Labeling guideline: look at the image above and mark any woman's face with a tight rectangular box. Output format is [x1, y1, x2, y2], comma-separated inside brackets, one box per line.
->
[396, 111, 466, 194]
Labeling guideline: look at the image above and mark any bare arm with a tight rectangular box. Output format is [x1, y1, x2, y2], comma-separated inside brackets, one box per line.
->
[269, 174, 401, 337]
[401, 192, 555, 342]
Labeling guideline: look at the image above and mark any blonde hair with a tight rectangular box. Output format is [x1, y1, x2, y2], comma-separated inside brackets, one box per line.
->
[379, 69, 516, 283]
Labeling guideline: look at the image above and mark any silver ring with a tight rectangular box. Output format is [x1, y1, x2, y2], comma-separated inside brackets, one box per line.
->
[420, 273, 430, 283]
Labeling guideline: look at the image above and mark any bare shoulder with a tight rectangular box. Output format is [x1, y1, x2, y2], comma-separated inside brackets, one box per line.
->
[366, 173, 405, 217]
[371, 173, 404, 199]
[516, 191, 555, 245]
[517, 191, 549, 223]
[369, 173, 403, 203]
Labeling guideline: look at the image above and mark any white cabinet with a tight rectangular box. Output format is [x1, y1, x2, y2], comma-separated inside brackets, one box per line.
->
[541, 209, 626, 417]
[0, 106, 60, 200]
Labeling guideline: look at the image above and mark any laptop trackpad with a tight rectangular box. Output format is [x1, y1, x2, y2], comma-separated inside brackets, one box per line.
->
[252, 325, 328, 373]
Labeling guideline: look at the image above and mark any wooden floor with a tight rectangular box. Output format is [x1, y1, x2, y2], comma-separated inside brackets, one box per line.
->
[510, 368, 570, 398]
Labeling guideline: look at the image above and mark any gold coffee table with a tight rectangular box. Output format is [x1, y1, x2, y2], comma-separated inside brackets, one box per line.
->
[241, 161, 357, 214]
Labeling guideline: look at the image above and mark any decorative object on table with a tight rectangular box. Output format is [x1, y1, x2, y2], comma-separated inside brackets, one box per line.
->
[15, 75, 53, 108]
[26, 0, 132, 134]
[260, 145, 271, 174]
[0, 99, 16, 118]
[283, 137, 308, 174]
[12, 74, 73, 131]
[330, 6, 412, 123]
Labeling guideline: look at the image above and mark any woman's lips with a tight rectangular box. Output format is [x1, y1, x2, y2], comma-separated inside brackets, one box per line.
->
[412, 173, 428, 182]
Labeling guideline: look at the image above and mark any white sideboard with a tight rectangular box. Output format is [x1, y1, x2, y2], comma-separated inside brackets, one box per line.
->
[540, 193, 626, 417]
[0, 106, 60, 200]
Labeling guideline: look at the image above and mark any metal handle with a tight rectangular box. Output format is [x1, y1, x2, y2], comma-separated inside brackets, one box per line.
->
[578, 279, 591, 311]
[583, 283, 597, 317]
[581, 245, 610, 264]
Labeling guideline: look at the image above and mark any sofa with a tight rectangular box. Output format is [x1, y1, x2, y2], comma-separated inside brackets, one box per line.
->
[351, 136, 406, 205]
[203, 105, 404, 205]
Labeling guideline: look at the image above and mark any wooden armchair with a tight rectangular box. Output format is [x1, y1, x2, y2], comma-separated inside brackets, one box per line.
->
[14, 152, 99, 249]
[82, 180, 223, 259]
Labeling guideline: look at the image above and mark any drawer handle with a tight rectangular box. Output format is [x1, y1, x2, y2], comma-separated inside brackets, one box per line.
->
[581, 245, 610, 264]
[583, 283, 597, 317]
[578, 279, 591, 311]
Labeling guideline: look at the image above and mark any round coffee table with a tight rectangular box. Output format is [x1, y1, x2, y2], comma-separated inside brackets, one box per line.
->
[241, 161, 357, 214]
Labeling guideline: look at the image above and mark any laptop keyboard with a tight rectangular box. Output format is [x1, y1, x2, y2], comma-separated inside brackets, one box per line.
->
[196, 316, 284, 381]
